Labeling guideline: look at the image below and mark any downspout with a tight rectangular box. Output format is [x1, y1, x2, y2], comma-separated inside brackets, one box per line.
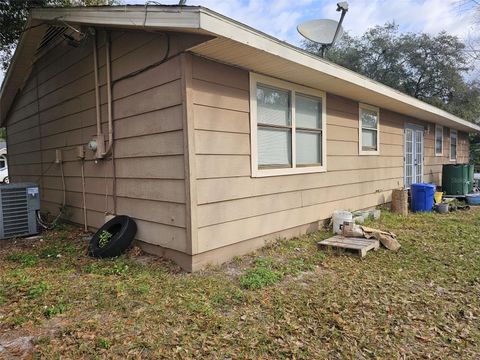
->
[103, 31, 113, 157]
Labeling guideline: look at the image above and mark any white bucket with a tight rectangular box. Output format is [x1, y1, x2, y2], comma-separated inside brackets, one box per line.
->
[332, 210, 353, 234]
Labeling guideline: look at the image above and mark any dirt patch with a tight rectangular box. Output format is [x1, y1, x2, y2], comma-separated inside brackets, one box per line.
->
[0, 335, 34, 359]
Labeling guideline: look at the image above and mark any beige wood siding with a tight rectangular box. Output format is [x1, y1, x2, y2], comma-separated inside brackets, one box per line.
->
[5, 30, 201, 254]
[421, 124, 469, 184]
[189, 55, 471, 257]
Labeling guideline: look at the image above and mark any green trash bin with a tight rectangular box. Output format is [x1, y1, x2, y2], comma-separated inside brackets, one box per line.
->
[468, 164, 474, 194]
[442, 164, 470, 195]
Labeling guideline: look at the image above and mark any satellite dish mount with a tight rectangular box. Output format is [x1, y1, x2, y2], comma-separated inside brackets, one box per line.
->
[297, 2, 349, 58]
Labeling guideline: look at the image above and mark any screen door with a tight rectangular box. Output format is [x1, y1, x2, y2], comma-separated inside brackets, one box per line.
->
[404, 124, 424, 188]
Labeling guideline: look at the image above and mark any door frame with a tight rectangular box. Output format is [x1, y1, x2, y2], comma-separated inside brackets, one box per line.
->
[404, 123, 424, 188]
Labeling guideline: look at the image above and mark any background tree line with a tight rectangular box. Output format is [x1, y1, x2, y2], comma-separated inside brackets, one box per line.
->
[303, 23, 480, 124]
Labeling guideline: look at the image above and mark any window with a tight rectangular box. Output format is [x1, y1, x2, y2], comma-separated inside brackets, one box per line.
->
[450, 129, 457, 161]
[435, 125, 443, 156]
[250, 73, 326, 177]
[359, 104, 380, 155]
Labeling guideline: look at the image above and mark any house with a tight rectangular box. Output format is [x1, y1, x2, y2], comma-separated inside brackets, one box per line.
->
[1, 5, 478, 271]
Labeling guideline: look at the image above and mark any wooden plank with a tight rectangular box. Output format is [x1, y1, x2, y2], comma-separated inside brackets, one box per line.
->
[327, 124, 358, 142]
[38, 52, 92, 99]
[192, 55, 249, 91]
[37, 40, 91, 84]
[7, 114, 38, 136]
[114, 131, 184, 158]
[111, 56, 181, 100]
[197, 190, 392, 253]
[40, 108, 97, 137]
[194, 104, 250, 133]
[134, 219, 188, 253]
[115, 156, 185, 179]
[327, 155, 403, 172]
[116, 197, 186, 228]
[8, 101, 38, 125]
[114, 105, 183, 139]
[192, 78, 249, 112]
[197, 177, 401, 227]
[113, 79, 182, 119]
[39, 72, 94, 111]
[197, 191, 302, 227]
[195, 130, 250, 155]
[196, 154, 250, 179]
[39, 90, 95, 126]
[197, 167, 404, 204]
[326, 94, 358, 115]
[108, 34, 176, 84]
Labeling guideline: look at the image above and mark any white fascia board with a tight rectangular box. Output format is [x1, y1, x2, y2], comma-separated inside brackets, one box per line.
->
[31, 6, 201, 30]
[197, 8, 480, 133]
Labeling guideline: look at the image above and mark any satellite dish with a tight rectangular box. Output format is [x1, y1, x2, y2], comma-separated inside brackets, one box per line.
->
[297, 19, 343, 45]
[297, 2, 349, 58]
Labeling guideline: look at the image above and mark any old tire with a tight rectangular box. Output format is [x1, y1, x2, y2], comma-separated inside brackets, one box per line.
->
[88, 215, 137, 258]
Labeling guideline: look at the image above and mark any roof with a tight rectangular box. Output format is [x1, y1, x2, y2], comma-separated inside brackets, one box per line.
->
[2, 5, 479, 133]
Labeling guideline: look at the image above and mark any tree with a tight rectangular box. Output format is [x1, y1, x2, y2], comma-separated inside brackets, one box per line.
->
[303, 23, 480, 123]
[0, 0, 119, 72]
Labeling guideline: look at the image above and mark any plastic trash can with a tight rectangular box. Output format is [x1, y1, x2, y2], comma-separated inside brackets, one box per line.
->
[410, 183, 435, 212]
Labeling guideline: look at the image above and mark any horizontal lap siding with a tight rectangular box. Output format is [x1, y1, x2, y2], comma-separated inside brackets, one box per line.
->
[191, 56, 404, 254]
[6, 30, 189, 253]
[418, 123, 469, 185]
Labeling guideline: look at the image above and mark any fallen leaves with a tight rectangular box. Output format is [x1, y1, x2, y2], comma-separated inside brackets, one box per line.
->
[0, 211, 479, 358]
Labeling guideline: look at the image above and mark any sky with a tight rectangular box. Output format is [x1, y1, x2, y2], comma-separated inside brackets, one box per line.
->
[127, 0, 479, 44]
[0, 0, 478, 85]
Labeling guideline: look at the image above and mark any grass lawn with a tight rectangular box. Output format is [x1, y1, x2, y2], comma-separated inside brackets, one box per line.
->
[1, 209, 480, 358]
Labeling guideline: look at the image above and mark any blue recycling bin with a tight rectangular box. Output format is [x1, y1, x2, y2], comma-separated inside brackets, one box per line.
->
[410, 183, 435, 212]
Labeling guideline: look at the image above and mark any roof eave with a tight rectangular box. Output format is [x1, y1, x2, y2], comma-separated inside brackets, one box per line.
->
[30, 5, 202, 31]
[1, 5, 479, 133]
[195, 8, 480, 133]
[0, 16, 46, 124]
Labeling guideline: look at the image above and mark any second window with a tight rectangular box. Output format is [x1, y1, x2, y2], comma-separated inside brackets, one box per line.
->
[359, 104, 380, 155]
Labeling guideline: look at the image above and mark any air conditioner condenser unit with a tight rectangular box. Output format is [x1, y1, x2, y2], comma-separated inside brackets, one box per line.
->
[0, 183, 40, 239]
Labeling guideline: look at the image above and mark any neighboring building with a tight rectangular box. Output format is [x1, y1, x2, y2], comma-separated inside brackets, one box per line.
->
[0, 141, 8, 183]
[1, 6, 478, 271]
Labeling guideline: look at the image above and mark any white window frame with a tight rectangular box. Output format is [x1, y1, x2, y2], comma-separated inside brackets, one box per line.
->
[450, 128, 457, 161]
[435, 124, 443, 156]
[359, 103, 380, 156]
[249, 73, 327, 177]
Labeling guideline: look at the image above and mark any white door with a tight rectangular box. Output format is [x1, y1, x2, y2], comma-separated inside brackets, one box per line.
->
[404, 125, 424, 188]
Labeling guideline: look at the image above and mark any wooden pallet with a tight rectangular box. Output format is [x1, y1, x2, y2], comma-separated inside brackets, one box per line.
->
[317, 235, 380, 258]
